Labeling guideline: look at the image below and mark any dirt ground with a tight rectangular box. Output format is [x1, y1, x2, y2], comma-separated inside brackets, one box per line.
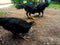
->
[0, 8, 60, 45]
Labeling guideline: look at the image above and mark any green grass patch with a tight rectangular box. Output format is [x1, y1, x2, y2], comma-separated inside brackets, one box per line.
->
[49, 3, 60, 8]
[0, 10, 6, 15]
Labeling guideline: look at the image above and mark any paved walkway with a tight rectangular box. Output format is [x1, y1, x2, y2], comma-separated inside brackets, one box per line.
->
[0, 4, 13, 9]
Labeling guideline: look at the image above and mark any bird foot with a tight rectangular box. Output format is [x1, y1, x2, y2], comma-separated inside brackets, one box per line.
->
[28, 16, 36, 20]
[22, 36, 30, 41]
[31, 17, 36, 20]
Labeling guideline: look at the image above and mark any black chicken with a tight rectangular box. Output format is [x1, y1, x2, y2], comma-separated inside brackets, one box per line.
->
[0, 17, 34, 39]
[36, 2, 49, 17]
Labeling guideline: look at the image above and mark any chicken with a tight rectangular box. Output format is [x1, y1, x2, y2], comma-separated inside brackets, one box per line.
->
[36, 2, 49, 17]
[0, 17, 34, 39]
[16, 4, 36, 19]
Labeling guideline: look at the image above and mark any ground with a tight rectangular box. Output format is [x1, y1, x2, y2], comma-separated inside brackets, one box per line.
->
[0, 8, 60, 45]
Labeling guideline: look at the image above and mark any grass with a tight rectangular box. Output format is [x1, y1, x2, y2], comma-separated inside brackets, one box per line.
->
[0, 10, 6, 15]
[48, 3, 60, 8]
